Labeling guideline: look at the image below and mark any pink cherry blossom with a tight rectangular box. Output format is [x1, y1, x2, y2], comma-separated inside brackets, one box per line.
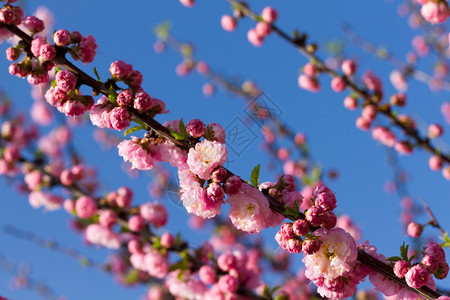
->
[303, 228, 358, 281]
[187, 140, 227, 180]
[226, 183, 270, 234]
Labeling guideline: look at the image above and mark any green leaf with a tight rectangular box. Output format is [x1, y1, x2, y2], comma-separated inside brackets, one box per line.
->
[283, 206, 300, 219]
[154, 21, 172, 41]
[169, 128, 188, 141]
[79, 257, 90, 267]
[263, 285, 270, 297]
[178, 119, 188, 136]
[440, 232, 450, 248]
[108, 85, 118, 104]
[400, 242, 409, 261]
[387, 256, 402, 262]
[133, 118, 147, 127]
[250, 164, 261, 188]
[124, 125, 146, 136]
[93, 67, 102, 82]
[123, 269, 139, 285]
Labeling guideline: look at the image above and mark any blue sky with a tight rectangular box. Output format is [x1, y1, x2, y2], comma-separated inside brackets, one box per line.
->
[0, 1, 449, 299]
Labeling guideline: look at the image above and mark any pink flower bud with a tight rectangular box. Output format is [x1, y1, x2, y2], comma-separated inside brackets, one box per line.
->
[0, 8, 16, 24]
[262, 6, 278, 23]
[285, 238, 303, 253]
[199, 265, 216, 284]
[206, 182, 225, 203]
[424, 241, 446, 263]
[293, 219, 309, 236]
[128, 239, 141, 254]
[109, 107, 131, 131]
[343, 96, 358, 110]
[247, 28, 264, 47]
[8, 63, 28, 78]
[221, 15, 237, 32]
[75, 196, 97, 218]
[179, 0, 195, 7]
[422, 254, 439, 273]
[305, 206, 325, 227]
[341, 59, 357, 76]
[109, 60, 133, 80]
[313, 184, 337, 211]
[390, 93, 406, 106]
[64, 101, 85, 116]
[22, 16, 45, 33]
[56, 70, 77, 92]
[303, 63, 316, 77]
[186, 119, 206, 138]
[362, 105, 377, 121]
[443, 167, 450, 180]
[407, 222, 423, 238]
[3, 145, 19, 162]
[99, 210, 117, 228]
[202, 83, 214, 97]
[140, 202, 167, 227]
[211, 167, 228, 183]
[302, 238, 322, 255]
[393, 260, 410, 278]
[128, 215, 145, 232]
[395, 141, 413, 155]
[60, 169, 76, 186]
[405, 264, 429, 288]
[255, 21, 271, 37]
[217, 253, 237, 272]
[39, 44, 56, 61]
[133, 91, 152, 111]
[322, 211, 337, 230]
[116, 90, 133, 107]
[63, 199, 75, 214]
[53, 29, 71, 47]
[429, 155, 443, 171]
[128, 70, 143, 88]
[160, 233, 175, 248]
[428, 124, 443, 138]
[6, 47, 21, 61]
[224, 175, 241, 195]
[31, 37, 46, 57]
[218, 274, 239, 293]
[298, 74, 320, 92]
[117, 186, 133, 208]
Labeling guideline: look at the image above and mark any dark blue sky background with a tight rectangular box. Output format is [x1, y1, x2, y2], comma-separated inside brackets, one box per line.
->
[0, 1, 448, 299]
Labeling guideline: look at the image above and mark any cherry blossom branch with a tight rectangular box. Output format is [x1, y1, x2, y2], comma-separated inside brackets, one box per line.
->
[0, 253, 64, 300]
[1, 18, 444, 300]
[156, 32, 324, 183]
[225, 0, 450, 166]
[342, 23, 450, 91]
[420, 197, 446, 236]
[2, 225, 106, 272]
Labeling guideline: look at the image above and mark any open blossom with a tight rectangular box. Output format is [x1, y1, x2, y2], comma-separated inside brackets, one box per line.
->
[226, 183, 270, 234]
[118, 137, 154, 170]
[187, 140, 227, 180]
[140, 202, 167, 227]
[421, 1, 448, 24]
[85, 224, 120, 249]
[28, 191, 63, 211]
[180, 185, 222, 219]
[303, 228, 358, 281]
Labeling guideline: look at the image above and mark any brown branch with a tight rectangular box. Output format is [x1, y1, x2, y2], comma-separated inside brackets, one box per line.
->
[226, 0, 450, 165]
[420, 197, 446, 236]
[2, 20, 442, 299]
